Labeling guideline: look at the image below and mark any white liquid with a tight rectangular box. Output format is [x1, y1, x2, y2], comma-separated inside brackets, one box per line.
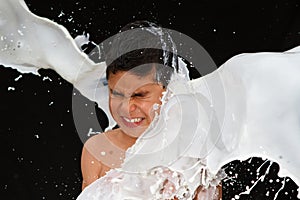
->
[1, 0, 299, 199]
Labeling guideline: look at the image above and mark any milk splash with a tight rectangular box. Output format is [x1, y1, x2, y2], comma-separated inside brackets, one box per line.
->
[1, 0, 300, 199]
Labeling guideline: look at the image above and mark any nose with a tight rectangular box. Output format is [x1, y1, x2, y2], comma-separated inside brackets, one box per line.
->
[120, 98, 137, 114]
[129, 99, 137, 112]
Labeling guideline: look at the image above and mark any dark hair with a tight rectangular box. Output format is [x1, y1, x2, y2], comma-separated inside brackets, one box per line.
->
[105, 20, 178, 87]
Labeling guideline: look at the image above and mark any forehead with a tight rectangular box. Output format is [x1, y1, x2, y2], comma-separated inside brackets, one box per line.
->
[108, 71, 157, 93]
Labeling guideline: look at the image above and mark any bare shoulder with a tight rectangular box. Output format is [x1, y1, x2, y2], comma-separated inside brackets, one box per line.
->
[84, 129, 120, 146]
[83, 129, 125, 168]
[84, 131, 108, 147]
[83, 130, 118, 153]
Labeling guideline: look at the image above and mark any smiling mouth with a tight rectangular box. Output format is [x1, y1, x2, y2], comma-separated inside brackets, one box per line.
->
[121, 116, 144, 128]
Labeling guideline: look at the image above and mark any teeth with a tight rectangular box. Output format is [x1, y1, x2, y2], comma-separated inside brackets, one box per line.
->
[124, 117, 143, 123]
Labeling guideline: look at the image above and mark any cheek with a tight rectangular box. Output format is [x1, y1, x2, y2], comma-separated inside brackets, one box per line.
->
[138, 101, 158, 117]
[139, 93, 164, 117]
[109, 99, 119, 115]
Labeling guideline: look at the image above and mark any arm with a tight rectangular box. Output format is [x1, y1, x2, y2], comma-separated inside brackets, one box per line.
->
[81, 141, 102, 190]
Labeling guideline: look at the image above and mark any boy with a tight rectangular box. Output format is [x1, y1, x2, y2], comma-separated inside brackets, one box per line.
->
[80, 20, 222, 199]
[81, 20, 176, 190]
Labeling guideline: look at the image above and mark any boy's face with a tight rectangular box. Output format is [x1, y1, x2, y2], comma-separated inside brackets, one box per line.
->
[108, 70, 165, 138]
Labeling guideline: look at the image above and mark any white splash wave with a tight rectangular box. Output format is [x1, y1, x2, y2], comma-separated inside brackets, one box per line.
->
[1, 0, 299, 199]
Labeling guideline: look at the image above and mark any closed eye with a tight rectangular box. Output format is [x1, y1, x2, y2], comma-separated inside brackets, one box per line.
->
[110, 89, 124, 97]
[132, 92, 149, 98]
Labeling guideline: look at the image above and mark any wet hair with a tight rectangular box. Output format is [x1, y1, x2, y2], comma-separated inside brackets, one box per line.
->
[105, 20, 178, 87]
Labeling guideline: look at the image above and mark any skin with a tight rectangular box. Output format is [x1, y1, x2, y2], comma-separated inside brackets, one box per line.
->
[81, 69, 165, 190]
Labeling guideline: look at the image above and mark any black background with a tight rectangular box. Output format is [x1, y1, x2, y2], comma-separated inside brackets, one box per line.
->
[1, 0, 300, 199]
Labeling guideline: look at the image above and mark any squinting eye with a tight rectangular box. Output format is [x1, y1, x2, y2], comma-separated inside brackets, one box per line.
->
[111, 90, 124, 97]
[133, 93, 144, 97]
[133, 91, 150, 98]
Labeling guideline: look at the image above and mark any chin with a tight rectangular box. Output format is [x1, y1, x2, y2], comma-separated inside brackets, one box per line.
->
[122, 127, 147, 138]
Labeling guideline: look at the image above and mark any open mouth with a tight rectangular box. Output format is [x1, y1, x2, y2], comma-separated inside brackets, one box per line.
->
[121, 116, 145, 128]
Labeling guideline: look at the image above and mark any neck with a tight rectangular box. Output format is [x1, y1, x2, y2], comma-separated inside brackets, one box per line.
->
[118, 129, 138, 150]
